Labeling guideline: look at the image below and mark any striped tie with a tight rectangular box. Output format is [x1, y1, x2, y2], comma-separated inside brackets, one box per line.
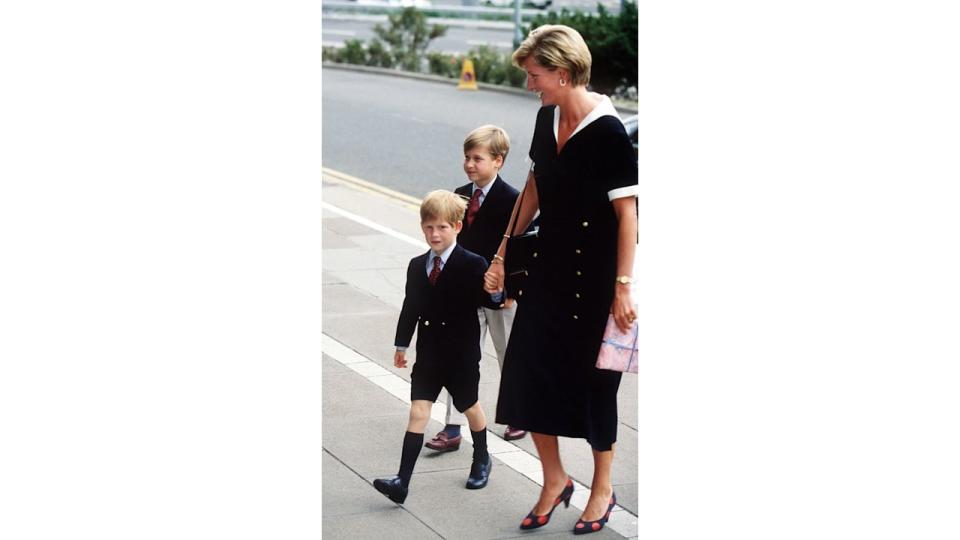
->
[429, 256, 442, 286]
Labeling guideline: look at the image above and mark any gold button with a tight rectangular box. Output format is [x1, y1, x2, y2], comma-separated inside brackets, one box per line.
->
[576, 271, 582, 276]
[532, 252, 538, 258]
[519, 290, 523, 296]
[573, 315, 578, 320]
[582, 221, 589, 227]
[441, 322, 446, 326]
[575, 249, 581, 254]
[424, 320, 430, 326]
[575, 293, 580, 298]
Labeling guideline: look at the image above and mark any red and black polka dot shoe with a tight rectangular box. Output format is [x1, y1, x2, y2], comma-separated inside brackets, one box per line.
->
[573, 491, 616, 535]
[518, 477, 574, 530]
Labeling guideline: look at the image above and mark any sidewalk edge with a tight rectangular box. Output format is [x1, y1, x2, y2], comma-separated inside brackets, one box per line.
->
[323, 166, 423, 208]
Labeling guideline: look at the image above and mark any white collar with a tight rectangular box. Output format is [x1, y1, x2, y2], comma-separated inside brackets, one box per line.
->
[553, 94, 619, 143]
[430, 241, 457, 263]
[472, 176, 496, 198]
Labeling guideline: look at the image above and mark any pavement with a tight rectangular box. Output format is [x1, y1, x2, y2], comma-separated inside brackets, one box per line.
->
[321, 167, 638, 538]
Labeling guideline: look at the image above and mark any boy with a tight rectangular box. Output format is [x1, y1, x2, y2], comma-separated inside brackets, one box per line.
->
[372, 190, 504, 504]
[425, 125, 528, 454]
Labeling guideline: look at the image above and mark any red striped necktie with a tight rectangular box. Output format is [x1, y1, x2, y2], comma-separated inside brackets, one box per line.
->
[466, 189, 482, 226]
[428, 256, 442, 285]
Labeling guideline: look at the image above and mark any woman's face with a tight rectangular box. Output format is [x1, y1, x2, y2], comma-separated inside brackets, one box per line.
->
[522, 56, 565, 106]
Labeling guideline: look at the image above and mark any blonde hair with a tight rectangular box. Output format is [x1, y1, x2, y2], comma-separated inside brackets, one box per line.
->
[463, 124, 510, 163]
[512, 24, 592, 87]
[420, 190, 467, 225]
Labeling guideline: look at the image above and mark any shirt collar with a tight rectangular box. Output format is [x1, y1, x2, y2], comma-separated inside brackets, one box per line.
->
[553, 94, 619, 143]
[472, 176, 496, 198]
[431, 241, 457, 263]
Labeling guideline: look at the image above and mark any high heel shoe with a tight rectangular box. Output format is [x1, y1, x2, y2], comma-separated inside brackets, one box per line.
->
[518, 477, 574, 530]
[573, 491, 616, 535]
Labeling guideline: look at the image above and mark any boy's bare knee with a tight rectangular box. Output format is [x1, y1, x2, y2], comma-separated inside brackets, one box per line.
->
[463, 402, 487, 430]
[407, 400, 432, 431]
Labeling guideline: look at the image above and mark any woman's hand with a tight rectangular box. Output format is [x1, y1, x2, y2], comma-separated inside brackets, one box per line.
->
[611, 285, 637, 332]
[485, 261, 505, 293]
[394, 350, 407, 368]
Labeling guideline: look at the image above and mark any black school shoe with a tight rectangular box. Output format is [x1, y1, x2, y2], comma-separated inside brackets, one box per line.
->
[373, 476, 408, 504]
[465, 456, 492, 489]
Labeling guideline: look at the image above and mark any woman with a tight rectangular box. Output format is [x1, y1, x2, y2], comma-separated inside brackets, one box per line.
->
[485, 25, 637, 535]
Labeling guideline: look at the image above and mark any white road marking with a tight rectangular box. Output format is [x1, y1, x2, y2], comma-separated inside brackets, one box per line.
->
[322, 332, 636, 536]
[323, 29, 357, 37]
[465, 39, 513, 49]
[321, 201, 428, 250]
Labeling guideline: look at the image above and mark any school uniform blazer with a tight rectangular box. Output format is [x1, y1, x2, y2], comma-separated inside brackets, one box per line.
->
[394, 245, 501, 367]
[455, 176, 521, 261]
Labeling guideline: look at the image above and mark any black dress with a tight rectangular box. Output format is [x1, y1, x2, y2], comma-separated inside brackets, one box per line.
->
[495, 102, 637, 451]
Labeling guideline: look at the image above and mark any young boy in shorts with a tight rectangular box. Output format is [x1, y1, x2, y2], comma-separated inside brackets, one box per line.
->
[426, 125, 529, 453]
[372, 190, 504, 504]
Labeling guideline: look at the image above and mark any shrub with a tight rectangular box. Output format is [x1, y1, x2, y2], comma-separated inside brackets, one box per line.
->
[366, 38, 394, 68]
[427, 51, 462, 78]
[339, 39, 368, 65]
[322, 46, 339, 63]
[373, 8, 448, 72]
[465, 45, 525, 88]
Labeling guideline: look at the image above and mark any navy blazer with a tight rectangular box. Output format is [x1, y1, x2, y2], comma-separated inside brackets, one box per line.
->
[455, 176, 521, 262]
[394, 245, 501, 366]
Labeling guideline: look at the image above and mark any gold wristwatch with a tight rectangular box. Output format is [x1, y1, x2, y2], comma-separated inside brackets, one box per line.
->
[615, 275, 633, 285]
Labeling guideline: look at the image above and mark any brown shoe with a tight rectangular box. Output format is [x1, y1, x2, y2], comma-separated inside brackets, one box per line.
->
[503, 426, 527, 441]
[424, 430, 462, 452]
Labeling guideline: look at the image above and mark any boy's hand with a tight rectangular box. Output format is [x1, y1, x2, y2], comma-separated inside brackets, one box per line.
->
[394, 350, 407, 368]
[484, 271, 503, 294]
[484, 261, 504, 293]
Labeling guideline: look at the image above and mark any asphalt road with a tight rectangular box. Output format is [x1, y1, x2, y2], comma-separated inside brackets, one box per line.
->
[322, 67, 543, 197]
[322, 18, 515, 53]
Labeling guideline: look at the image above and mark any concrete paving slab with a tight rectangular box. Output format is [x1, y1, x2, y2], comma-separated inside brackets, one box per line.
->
[323, 369, 408, 420]
[323, 180, 423, 240]
[322, 282, 397, 317]
[323, 508, 443, 540]
[371, 464, 572, 540]
[323, 270, 346, 285]
[611, 484, 637, 517]
[618, 375, 638, 430]
[498, 531, 624, 540]
[323, 311, 404, 369]
[323, 354, 351, 375]
[325, 268, 408, 309]
[323, 247, 405, 273]
[324, 215, 385, 237]
[323, 226, 359, 249]
[345, 361, 393, 378]
[325, 414, 472, 478]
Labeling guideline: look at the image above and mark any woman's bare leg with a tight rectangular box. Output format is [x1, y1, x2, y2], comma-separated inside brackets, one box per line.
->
[580, 445, 615, 521]
[530, 432, 570, 514]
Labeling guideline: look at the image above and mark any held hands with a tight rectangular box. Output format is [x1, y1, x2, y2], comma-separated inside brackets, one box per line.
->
[483, 269, 504, 294]
[611, 286, 637, 332]
[394, 350, 407, 368]
[484, 260, 505, 293]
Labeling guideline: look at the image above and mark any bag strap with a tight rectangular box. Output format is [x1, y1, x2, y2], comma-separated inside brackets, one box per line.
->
[509, 177, 529, 238]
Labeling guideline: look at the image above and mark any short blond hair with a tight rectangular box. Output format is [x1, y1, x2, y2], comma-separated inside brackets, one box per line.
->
[420, 190, 467, 225]
[512, 24, 592, 87]
[463, 124, 510, 163]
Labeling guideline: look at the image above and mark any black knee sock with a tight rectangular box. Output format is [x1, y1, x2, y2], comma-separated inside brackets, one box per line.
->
[397, 431, 423, 488]
[471, 428, 488, 463]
